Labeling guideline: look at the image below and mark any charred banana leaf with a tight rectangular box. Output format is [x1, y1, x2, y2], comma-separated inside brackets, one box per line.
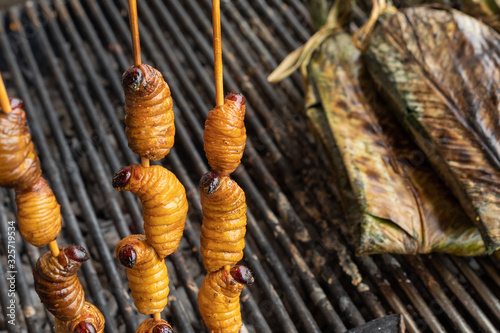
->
[364, 5, 500, 252]
[462, 0, 500, 32]
[270, 16, 485, 255]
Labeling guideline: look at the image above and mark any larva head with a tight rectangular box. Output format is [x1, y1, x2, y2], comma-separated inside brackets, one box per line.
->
[73, 321, 97, 333]
[112, 166, 132, 190]
[230, 265, 254, 285]
[152, 323, 174, 333]
[63, 245, 90, 263]
[200, 171, 221, 195]
[225, 93, 246, 106]
[117, 244, 137, 268]
[122, 66, 145, 92]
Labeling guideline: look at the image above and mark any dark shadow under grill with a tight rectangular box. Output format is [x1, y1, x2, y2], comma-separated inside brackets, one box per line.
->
[0, 0, 499, 332]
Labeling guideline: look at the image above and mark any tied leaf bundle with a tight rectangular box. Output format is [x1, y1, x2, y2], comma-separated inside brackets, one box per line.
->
[269, 2, 488, 255]
[364, 4, 500, 253]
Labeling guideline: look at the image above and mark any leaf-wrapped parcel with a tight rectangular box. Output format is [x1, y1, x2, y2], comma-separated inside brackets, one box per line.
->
[364, 5, 500, 253]
[269, 20, 486, 255]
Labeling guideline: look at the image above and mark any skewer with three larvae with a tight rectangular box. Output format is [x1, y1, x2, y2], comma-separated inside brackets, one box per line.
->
[112, 0, 187, 330]
[197, 2, 254, 332]
[0, 75, 104, 332]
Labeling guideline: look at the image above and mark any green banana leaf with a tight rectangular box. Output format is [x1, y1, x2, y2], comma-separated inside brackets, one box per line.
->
[269, 13, 486, 255]
[363, 5, 500, 253]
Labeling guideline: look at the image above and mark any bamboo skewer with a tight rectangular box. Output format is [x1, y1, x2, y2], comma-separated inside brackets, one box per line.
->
[0, 73, 12, 114]
[128, 0, 150, 169]
[153, 313, 161, 322]
[128, 0, 141, 67]
[141, 156, 150, 168]
[49, 240, 60, 257]
[212, 0, 224, 107]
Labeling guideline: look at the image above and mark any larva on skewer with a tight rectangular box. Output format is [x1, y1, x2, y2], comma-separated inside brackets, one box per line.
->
[203, 93, 246, 176]
[136, 318, 174, 333]
[122, 64, 175, 161]
[113, 165, 188, 258]
[116, 234, 170, 315]
[33, 245, 89, 321]
[198, 265, 254, 333]
[0, 97, 41, 189]
[54, 301, 105, 333]
[200, 171, 246, 272]
[15, 177, 61, 247]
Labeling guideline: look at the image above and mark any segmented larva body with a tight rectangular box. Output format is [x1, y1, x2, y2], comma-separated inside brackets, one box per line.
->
[113, 164, 188, 258]
[136, 318, 174, 333]
[116, 234, 170, 315]
[15, 177, 61, 247]
[122, 64, 175, 161]
[198, 266, 254, 333]
[54, 301, 105, 333]
[33, 245, 89, 321]
[204, 94, 246, 176]
[0, 98, 41, 190]
[200, 172, 246, 272]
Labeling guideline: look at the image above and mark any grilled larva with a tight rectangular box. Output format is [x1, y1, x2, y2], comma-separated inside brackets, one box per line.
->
[0, 97, 41, 190]
[136, 318, 174, 333]
[198, 265, 254, 333]
[116, 234, 170, 315]
[200, 172, 246, 272]
[113, 164, 188, 258]
[122, 64, 175, 161]
[15, 177, 61, 247]
[54, 301, 105, 333]
[34, 245, 89, 321]
[204, 93, 246, 176]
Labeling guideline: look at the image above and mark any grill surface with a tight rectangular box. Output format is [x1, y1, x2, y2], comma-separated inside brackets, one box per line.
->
[0, 0, 499, 332]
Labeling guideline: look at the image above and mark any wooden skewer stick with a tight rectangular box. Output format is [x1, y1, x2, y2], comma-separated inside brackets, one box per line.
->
[0, 73, 12, 114]
[48, 240, 60, 257]
[212, 0, 224, 107]
[128, 0, 141, 67]
[141, 156, 150, 168]
[153, 312, 162, 322]
[128, 0, 151, 169]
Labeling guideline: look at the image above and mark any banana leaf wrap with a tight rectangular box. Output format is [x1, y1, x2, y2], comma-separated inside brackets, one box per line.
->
[270, 22, 485, 255]
[363, 5, 500, 253]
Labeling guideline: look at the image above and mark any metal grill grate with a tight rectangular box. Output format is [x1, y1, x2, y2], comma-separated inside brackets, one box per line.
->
[0, 0, 499, 332]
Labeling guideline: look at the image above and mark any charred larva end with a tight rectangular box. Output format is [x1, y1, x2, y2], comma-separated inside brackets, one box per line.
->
[74, 321, 97, 333]
[230, 265, 254, 285]
[64, 245, 90, 263]
[225, 93, 246, 106]
[122, 66, 145, 92]
[112, 166, 132, 189]
[152, 323, 174, 333]
[9, 97, 24, 110]
[118, 245, 137, 268]
[200, 171, 221, 195]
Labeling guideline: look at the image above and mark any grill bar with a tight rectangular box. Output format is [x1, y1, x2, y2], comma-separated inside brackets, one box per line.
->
[431, 255, 497, 332]
[407, 256, 473, 333]
[0, 1, 499, 332]
[451, 257, 500, 318]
